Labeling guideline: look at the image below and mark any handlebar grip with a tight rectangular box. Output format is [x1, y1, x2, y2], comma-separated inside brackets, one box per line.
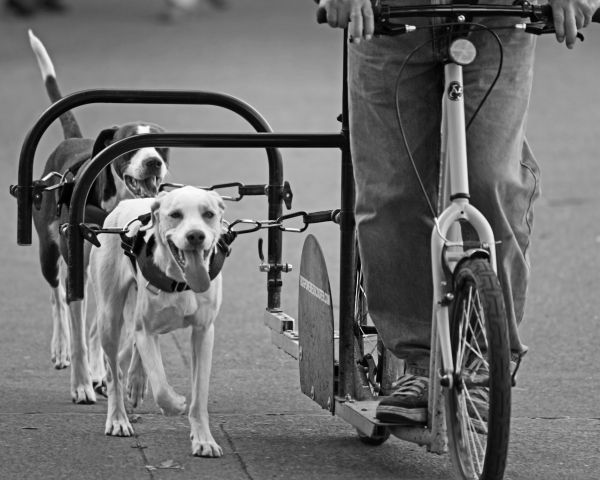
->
[312, 0, 327, 23]
[316, 5, 327, 24]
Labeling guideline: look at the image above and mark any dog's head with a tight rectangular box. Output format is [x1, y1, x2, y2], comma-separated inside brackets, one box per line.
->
[150, 186, 225, 293]
[93, 122, 169, 210]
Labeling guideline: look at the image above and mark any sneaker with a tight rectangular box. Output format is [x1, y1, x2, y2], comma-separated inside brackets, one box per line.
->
[375, 374, 428, 424]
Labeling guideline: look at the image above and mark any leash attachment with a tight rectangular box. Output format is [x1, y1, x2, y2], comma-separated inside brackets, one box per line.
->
[227, 209, 341, 236]
[159, 180, 294, 210]
[225, 208, 341, 275]
[15, 158, 89, 214]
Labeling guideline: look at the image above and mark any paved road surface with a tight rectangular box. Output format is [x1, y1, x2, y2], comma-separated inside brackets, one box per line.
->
[0, 1, 599, 478]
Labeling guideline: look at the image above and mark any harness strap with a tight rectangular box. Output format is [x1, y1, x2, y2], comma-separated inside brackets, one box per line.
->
[120, 219, 236, 294]
[208, 230, 236, 280]
[55, 157, 91, 216]
[137, 235, 191, 293]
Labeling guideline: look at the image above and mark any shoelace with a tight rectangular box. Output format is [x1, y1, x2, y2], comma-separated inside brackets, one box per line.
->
[390, 374, 429, 398]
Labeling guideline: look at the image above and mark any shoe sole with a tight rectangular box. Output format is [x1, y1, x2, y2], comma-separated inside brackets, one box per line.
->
[375, 405, 427, 424]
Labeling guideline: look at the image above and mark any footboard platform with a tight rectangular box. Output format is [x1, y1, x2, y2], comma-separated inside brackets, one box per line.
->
[264, 309, 300, 359]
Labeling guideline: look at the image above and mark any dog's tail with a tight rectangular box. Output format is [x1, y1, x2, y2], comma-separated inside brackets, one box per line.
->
[28, 30, 83, 140]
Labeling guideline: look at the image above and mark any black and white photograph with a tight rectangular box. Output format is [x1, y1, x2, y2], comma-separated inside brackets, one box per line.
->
[1, 0, 599, 478]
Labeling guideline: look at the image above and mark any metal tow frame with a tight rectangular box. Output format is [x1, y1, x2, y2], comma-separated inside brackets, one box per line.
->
[14, 89, 347, 310]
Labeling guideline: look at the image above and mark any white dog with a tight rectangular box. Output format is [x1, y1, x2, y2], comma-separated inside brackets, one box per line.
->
[90, 186, 226, 457]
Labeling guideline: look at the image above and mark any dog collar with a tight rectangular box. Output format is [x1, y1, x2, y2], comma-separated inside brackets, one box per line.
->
[120, 222, 235, 294]
[137, 235, 191, 293]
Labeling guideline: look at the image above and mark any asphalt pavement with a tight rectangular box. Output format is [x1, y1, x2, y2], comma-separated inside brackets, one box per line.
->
[0, 0, 599, 479]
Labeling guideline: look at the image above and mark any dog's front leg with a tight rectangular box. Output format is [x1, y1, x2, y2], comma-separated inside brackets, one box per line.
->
[49, 282, 71, 369]
[88, 311, 107, 397]
[189, 323, 222, 457]
[125, 343, 147, 409]
[101, 310, 134, 437]
[68, 296, 96, 404]
[134, 330, 186, 416]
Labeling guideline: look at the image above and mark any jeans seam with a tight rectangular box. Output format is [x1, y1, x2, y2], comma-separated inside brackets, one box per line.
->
[520, 160, 539, 258]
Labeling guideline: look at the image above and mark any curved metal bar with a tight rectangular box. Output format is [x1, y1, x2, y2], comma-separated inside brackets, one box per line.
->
[66, 132, 345, 301]
[16, 89, 282, 245]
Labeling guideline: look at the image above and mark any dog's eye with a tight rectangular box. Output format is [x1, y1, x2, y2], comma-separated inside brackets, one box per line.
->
[169, 210, 183, 219]
[203, 211, 215, 220]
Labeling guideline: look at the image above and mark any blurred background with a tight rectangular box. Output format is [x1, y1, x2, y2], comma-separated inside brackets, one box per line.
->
[0, 1, 599, 479]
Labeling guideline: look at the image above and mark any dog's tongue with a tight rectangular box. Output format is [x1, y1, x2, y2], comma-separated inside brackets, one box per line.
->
[141, 177, 159, 197]
[182, 249, 211, 293]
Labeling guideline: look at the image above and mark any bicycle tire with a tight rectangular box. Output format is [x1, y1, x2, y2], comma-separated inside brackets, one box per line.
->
[446, 258, 511, 480]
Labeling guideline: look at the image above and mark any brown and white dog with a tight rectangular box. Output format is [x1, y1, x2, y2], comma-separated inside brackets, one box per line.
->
[29, 31, 169, 404]
[90, 186, 225, 457]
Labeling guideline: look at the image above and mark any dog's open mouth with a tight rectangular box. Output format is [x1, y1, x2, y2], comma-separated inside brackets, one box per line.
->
[167, 240, 211, 293]
[168, 240, 188, 269]
[125, 175, 160, 198]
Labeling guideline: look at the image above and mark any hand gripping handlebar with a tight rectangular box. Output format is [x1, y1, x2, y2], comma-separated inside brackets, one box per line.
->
[315, 1, 600, 33]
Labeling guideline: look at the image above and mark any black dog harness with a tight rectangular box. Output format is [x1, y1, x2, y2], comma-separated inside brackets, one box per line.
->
[120, 213, 236, 294]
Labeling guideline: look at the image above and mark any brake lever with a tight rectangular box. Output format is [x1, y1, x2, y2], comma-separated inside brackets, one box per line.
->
[374, 21, 416, 36]
[520, 22, 585, 41]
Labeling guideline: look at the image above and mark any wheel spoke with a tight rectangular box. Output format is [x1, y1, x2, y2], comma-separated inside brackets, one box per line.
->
[457, 299, 470, 370]
[459, 392, 481, 477]
[464, 386, 488, 435]
[470, 291, 489, 350]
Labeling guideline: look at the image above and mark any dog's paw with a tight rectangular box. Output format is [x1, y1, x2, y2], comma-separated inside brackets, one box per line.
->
[156, 389, 187, 416]
[51, 344, 70, 369]
[105, 415, 134, 437]
[71, 383, 97, 405]
[191, 433, 223, 458]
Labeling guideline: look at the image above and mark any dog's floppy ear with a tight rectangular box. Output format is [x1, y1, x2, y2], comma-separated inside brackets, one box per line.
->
[149, 191, 167, 227]
[208, 190, 225, 216]
[90, 126, 120, 206]
[91, 126, 119, 158]
[97, 165, 117, 206]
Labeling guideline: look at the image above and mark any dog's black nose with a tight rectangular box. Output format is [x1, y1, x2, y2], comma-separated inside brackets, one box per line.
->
[143, 157, 163, 171]
[186, 230, 206, 246]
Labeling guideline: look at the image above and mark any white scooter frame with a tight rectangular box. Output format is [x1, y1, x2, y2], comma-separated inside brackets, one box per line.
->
[426, 39, 499, 453]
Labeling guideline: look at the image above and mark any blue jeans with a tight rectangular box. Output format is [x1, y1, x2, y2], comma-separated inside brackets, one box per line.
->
[349, 20, 538, 369]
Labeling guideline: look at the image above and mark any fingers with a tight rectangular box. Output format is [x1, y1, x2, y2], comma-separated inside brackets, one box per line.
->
[326, 4, 339, 28]
[552, 0, 595, 49]
[349, 9, 364, 41]
[323, 0, 374, 43]
[323, 0, 347, 28]
[563, 9, 578, 47]
[348, 2, 374, 43]
[553, 5, 578, 48]
[362, 2, 375, 38]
